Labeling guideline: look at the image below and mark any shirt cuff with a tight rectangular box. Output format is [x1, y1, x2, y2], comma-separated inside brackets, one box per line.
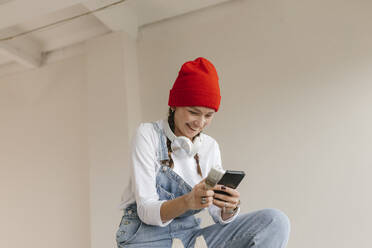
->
[217, 206, 240, 224]
[137, 200, 173, 226]
[158, 201, 173, 227]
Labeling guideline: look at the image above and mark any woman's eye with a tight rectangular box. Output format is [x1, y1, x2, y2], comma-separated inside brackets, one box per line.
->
[189, 111, 198, 115]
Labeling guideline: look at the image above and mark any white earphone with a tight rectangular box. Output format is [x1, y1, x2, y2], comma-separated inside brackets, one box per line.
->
[163, 120, 202, 157]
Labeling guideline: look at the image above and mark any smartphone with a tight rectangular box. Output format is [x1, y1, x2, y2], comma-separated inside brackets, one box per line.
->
[214, 170, 245, 197]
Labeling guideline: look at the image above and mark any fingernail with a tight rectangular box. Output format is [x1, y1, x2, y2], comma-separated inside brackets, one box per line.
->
[221, 186, 226, 190]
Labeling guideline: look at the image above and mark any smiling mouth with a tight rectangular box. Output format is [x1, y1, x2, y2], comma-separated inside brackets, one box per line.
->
[186, 123, 197, 132]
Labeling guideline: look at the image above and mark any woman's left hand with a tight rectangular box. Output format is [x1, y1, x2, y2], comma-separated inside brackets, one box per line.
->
[212, 184, 240, 217]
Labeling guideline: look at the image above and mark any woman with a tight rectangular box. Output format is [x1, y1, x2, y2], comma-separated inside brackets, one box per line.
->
[117, 57, 290, 248]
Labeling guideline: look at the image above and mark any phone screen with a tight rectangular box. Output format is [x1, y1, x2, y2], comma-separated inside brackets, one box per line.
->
[214, 170, 245, 197]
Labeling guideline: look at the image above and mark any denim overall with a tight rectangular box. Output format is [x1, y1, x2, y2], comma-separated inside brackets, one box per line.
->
[116, 123, 291, 248]
[116, 123, 203, 247]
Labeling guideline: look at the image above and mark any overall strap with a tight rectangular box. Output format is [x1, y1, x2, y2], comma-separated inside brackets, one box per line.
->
[152, 122, 169, 162]
[152, 122, 203, 218]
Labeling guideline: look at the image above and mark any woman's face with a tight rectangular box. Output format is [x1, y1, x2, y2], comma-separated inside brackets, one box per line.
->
[173, 106, 215, 140]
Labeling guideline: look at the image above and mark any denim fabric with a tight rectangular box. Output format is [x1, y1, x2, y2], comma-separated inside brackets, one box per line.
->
[116, 164, 203, 247]
[116, 123, 290, 247]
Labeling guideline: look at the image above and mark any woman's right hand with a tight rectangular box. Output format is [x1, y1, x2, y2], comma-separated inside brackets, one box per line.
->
[185, 179, 214, 210]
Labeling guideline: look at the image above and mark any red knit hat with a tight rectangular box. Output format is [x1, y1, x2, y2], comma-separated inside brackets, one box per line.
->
[168, 57, 221, 112]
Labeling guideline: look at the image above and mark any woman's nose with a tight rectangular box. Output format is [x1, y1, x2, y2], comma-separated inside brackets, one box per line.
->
[194, 117, 205, 128]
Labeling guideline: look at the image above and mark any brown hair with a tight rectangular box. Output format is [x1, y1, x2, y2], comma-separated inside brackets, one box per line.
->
[161, 108, 202, 177]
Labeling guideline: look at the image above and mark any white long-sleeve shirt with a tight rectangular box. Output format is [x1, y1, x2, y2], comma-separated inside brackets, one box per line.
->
[119, 120, 239, 226]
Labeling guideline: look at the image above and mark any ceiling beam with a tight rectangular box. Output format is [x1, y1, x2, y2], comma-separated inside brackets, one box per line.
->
[0, 37, 42, 68]
[82, 0, 138, 39]
[0, 0, 87, 30]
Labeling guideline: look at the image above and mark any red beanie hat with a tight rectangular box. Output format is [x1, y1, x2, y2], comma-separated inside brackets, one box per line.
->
[168, 57, 221, 112]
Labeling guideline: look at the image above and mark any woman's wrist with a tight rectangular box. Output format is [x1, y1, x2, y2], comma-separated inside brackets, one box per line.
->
[221, 200, 240, 220]
[221, 206, 238, 220]
[183, 193, 192, 210]
[161, 195, 192, 222]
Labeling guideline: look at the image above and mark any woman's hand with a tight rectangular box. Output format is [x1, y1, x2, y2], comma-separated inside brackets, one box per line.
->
[212, 184, 240, 217]
[185, 179, 214, 210]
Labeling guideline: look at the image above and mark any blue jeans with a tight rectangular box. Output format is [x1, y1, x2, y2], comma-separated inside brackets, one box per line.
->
[116, 205, 290, 248]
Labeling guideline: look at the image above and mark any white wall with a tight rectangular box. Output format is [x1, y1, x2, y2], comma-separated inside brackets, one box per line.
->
[137, 0, 372, 247]
[85, 31, 141, 248]
[0, 55, 90, 248]
[0, 31, 141, 248]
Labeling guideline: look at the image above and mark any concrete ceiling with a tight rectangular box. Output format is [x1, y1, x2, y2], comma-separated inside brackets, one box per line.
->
[0, 0, 232, 76]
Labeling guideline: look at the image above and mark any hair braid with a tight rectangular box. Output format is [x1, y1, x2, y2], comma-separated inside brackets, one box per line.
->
[163, 108, 202, 177]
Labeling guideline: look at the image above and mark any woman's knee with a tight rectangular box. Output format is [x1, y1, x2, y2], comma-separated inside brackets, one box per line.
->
[258, 208, 290, 240]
